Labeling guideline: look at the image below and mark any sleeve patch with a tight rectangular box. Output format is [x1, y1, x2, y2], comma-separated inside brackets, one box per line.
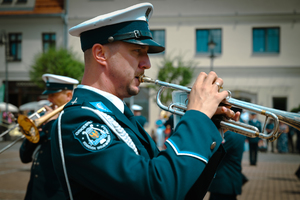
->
[73, 120, 112, 152]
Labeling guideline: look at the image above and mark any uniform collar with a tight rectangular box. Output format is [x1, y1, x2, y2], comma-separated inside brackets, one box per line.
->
[77, 85, 125, 113]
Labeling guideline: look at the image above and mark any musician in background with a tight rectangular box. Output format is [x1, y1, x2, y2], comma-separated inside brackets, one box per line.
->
[208, 108, 247, 200]
[266, 119, 275, 152]
[131, 104, 148, 128]
[247, 112, 262, 166]
[50, 3, 240, 199]
[19, 74, 78, 200]
[208, 130, 246, 200]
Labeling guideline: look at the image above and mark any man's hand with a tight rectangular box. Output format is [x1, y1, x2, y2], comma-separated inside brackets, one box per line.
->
[187, 71, 228, 119]
[44, 105, 59, 123]
[215, 106, 240, 122]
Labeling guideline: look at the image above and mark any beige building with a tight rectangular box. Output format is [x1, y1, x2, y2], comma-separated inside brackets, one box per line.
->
[0, 0, 300, 133]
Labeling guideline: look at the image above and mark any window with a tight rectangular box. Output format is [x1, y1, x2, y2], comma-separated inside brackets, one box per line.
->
[42, 33, 56, 52]
[196, 29, 222, 54]
[17, 0, 27, 3]
[2, 0, 13, 4]
[150, 30, 165, 54]
[8, 33, 22, 61]
[253, 27, 280, 53]
[273, 97, 287, 111]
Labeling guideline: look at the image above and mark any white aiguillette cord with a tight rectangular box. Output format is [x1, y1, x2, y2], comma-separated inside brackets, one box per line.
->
[57, 110, 74, 200]
[57, 107, 139, 200]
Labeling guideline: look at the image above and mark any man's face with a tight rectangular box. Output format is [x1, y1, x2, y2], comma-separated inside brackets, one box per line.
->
[105, 41, 151, 99]
[47, 90, 71, 107]
[250, 114, 257, 120]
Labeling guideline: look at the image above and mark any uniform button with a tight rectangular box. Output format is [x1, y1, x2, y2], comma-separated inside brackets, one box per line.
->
[35, 174, 38, 178]
[36, 162, 39, 165]
[210, 142, 216, 150]
[40, 150, 43, 154]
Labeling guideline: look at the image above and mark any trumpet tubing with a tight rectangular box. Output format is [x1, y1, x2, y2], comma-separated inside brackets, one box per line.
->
[139, 75, 300, 141]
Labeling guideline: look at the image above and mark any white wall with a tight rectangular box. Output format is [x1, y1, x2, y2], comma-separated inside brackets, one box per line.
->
[0, 17, 64, 83]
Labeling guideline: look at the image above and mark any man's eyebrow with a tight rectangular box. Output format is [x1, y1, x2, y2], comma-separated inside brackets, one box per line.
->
[140, 45, 149, 51]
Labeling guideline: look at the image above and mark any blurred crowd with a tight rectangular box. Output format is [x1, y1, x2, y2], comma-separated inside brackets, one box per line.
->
[149, 109, 300, 155]
[240, 111, 300, 155]
[1, 107, 300, 155]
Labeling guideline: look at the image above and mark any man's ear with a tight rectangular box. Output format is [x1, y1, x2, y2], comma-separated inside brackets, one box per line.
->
[66, 90, 73, 101]
[92, 43, 107, 65]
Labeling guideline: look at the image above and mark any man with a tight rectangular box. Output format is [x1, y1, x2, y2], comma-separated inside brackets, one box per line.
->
[208, 131, 246, 200]
[266, 119, 275, 152]
[19, 74, 78, 200]
[247, 112, 262, 165]
[51, 3, 239, 199]
[131, 104, 148, 128]
[208, 109, 247, 200]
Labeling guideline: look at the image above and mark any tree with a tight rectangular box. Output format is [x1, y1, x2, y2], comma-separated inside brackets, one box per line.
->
[30, 48, 84, 88]
[290, 104, 300, 113]
[148, 55, 196, 105]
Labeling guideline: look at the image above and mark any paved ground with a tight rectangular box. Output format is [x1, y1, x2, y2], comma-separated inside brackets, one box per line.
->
[0, 141, 299, 200]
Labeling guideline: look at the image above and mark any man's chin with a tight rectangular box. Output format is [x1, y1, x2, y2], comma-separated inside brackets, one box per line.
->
[128, 87, 140, 96]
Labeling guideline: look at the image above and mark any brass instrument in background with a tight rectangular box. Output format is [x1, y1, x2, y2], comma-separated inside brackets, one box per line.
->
[139, 75, 300, 141]
[0, 104, 66, 154]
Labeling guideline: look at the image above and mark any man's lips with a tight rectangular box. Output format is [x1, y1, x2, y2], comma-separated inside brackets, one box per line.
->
[134, 76, 141, 85]
[135, 74, 144, 82]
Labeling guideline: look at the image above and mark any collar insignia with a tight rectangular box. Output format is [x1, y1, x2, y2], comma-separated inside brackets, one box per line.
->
[71, 97, 78, 105]
[73, 121, 112, 152]
[90, 102, 112, 113]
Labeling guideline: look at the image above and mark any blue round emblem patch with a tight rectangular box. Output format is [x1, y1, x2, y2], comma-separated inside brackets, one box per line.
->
[73, 121, 112, 152]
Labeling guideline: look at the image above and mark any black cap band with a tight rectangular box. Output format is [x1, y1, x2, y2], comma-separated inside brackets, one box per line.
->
[42, 83, 74, 95]
[80, 20, 164, 53]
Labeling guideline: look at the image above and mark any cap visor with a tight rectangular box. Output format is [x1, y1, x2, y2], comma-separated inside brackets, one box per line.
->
[42, 89, 62, 95]
[123, 38, 165, 53]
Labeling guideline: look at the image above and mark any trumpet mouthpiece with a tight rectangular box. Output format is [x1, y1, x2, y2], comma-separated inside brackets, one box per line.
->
[139, 75, 155, 83]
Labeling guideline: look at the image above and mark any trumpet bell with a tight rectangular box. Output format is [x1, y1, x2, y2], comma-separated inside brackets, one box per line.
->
[17, 115, 40, 143]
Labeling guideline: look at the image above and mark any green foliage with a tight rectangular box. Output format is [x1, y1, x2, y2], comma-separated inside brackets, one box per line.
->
[149, 55, 196, 104]
[30, 48, 84, 88]
[290, 104, 300, 113]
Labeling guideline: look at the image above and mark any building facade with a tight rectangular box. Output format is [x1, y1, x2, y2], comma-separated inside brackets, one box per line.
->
[1, 0, 300, 133]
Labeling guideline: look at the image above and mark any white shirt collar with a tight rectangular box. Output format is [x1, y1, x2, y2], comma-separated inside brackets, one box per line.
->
[77, 85, 125, 113]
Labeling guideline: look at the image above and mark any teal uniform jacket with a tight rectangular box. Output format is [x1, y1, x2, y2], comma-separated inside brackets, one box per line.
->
[134, 115, 147, 127]
[19, 121, 66, 200]
[208, 131, 246, 195]
[51, 87, 225, 200]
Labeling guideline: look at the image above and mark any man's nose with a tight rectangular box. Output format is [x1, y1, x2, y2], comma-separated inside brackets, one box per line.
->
[47, 96, 53, 102]
[139, 54, 151, 69]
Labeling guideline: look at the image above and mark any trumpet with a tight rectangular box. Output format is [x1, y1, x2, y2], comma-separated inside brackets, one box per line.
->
[0, 103, 66, 154]
[139, 75, 300, 141]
